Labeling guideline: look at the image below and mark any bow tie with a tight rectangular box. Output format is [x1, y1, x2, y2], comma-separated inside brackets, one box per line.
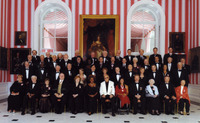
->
[116, 74, 120, 75]
[178, 70, 182, 72]
[56, 72, 59, 73]
[26, 69, 29, 70]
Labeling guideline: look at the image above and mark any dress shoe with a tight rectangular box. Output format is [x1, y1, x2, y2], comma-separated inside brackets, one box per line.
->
[112, 113, 116, 116]
[186, 112, 190, 115]
[31, 112, 35, 115]
[21, 112, 25, 115]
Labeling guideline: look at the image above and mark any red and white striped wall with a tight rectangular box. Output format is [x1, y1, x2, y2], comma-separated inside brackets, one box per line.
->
[0, 0, 199, 84]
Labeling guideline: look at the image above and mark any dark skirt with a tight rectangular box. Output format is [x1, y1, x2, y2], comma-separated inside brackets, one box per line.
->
[7, 95, 20, 111]
[39, 97, 51, 113]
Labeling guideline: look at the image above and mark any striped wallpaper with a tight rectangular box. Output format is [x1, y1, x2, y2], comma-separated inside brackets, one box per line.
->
[0, 0, 199, 84]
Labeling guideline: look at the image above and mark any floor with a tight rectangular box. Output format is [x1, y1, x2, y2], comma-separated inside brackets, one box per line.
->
[0, 84, 200, 123]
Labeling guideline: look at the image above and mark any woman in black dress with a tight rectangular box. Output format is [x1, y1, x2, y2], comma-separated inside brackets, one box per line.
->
[39, 78, 51, 113]
[70, 76, 84, 114]
[132, 57, 140, 75]
[7, 75, 25, 113]
[139, 67, 148, 86]
[85, 75, 99, 115]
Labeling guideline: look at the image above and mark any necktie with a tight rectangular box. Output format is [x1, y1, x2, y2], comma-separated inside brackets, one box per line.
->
[57, 81, 62, 94]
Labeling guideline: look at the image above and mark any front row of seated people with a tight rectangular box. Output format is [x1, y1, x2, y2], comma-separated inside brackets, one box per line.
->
[8, 74, 190, 116]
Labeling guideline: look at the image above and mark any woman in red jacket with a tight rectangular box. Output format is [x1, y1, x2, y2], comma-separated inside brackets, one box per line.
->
[175, 80, 190, 115]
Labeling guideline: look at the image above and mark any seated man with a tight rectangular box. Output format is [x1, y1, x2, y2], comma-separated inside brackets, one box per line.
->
[21, 75, 40, 115]
[100, 75, 116, 116]
[175, 80, 190, 115]
[52, 73, 67, 114]
[160, 76, 176, 115]
[130, 75, 146, 114]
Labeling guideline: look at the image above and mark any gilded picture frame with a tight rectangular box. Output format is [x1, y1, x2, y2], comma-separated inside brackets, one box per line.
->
[80, 15, 119, 58]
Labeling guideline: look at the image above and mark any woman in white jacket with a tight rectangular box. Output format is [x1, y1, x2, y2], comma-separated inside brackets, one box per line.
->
[145, 79, 160, 115]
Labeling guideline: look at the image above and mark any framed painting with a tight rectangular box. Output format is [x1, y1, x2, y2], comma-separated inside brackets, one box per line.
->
[15, 31, 27, 46]
[10, 48, 31, 74]
[79, 15, 119, 58]
[169, 32, 185, 53]
[189, 47, 200, 73]
[0, 46, 8, 70]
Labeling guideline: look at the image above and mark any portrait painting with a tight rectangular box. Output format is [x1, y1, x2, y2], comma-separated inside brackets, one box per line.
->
[0, 46, 8, 70]
[189, 47, 200, 73]
[10, 48, 31, 74]
[15, 31, 27, 46]
[80, 15, 119, 58]
[169, 32, 185, 53]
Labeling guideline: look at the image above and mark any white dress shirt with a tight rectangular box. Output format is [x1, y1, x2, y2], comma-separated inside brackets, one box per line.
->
[181, 86, 184, 94]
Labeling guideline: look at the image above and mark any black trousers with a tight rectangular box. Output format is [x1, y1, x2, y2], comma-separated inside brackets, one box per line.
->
[179, 99, 190, 112]
[132, 97, 145, 113]
[164, 99, 176, 113]
[101, 95, 115, 113]
[70, 96, 81, 113]
[52, 96, 66, 114]
[22, 95, 37, 113]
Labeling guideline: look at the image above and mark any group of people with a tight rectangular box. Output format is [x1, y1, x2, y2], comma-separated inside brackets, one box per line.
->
[7, 47, 191, 116]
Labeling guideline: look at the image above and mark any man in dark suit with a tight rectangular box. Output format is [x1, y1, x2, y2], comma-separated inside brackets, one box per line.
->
[172, 62, 189, 87]
[115, 50, 123, 66]
[102, 50, 110, 66]
[130, 75, 146, 114]
[50, 65, 61, 87]
[166, 57, 176, 74]
[124, 49, 134, 65]
[154, 56, 163, 72]
[21, 75, 40, 115]
[120, 58, 128, 74]
[163, 47, 177, 65]
[52, 73, 68, 114]
[36, 63, 47, 84]
[181, 58, 191, 75]
[56, 53, 64, 67]
[64, 63, 76, 82]
[44, 52, 53, 74]
[137, 49, 147, 67]
[108, 56, 116, 75]
[61, 54, 72, 71]
[149, 47, 162, 65]
[86, 51, 98, 66]
[147, 65, 162, 86]
[143, 58, 151, 74]
[21, 61, 34, 85]
[124, 64, 134, 86]
[49, 55, 58, 73]
[159, 76, 176, 115]
[96, 56, 107, 72]
[32, 50, 40, 66]
[110, 67, 122, 86]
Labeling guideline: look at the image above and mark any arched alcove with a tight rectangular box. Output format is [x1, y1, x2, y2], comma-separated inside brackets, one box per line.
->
[33, 0, 73, 58]
[127, 0, 165, 56]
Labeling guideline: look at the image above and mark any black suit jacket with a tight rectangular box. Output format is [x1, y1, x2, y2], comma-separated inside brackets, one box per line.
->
[159, 82, 176, 100]
[163, 53, 177, 65]
[136, 55, 147, 67]
[182, 64, 191, 75]
[147, 71, 162, 86]
[124, 55, 134, 65]
[86, 56, 98, 66]
[26, 82, 41, 98]
[172, 69, 189, 87]
[124, 70, 135, 86]
[149, 54, 162, 65]
[36, 67, 48, 83]
[114, 56, 123, 66]
[20, 66, 34, 84]
[110, 73, 123, 86]
[32, 56, 40, 65]
[129, 82, 145, 100]
[52, 79, 68, 96]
